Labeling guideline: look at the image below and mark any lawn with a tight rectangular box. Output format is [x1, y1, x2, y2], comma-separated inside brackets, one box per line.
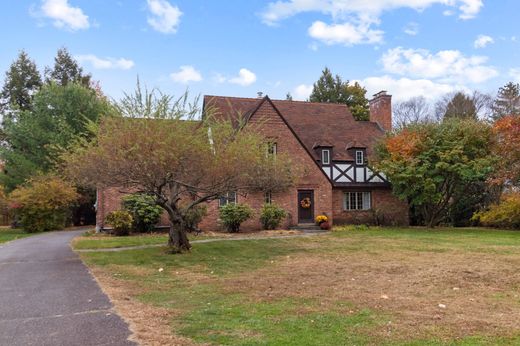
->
[78, 227, 520, 345]
[0, 228, 35, 244]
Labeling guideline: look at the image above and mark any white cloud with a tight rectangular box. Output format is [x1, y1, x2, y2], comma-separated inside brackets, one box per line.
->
[308, 20, 383, 46]
[76, 55, 135, 70]
[361, 75, 465, 102]
[381, 47, 498, 84]
[38, 0, 89, 31]
[261, 0, 482, 46]
[293, 84, 313, 100]
[474, 34, 494, 48]
[170, 65, 202, 83]
[403, 22, 419, 36]
[146, 0, 182, 34]
[229, 68, 257, 86]
[261, 0, 482, 24]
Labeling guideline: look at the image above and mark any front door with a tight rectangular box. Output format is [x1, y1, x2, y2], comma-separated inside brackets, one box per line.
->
[297, 190, 314, 224]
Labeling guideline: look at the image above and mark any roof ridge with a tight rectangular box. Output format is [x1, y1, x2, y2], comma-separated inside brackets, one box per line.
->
[204, 94, 351, 108]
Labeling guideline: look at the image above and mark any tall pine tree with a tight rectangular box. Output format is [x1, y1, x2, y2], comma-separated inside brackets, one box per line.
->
[309, 67, 369, 121]
[45, 47, 91, 87]
[491, 82, 520, 120]
[0, 50, 42, 114]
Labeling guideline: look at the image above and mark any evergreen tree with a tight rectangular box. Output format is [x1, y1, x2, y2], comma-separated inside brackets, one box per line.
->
[442, 92, 478, 120]
[45, 47, 91, 87]
[0, 50, 42, 114]
[491, 82, 520, 120]
[285, 92, 293, 101]
[309, 67, 369, 120]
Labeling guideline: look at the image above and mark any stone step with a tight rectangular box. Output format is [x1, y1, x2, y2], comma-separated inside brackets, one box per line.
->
[290, 224, 325, 232]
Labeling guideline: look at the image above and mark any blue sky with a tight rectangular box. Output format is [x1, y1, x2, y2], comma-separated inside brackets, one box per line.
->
[1, 0, 519, 102]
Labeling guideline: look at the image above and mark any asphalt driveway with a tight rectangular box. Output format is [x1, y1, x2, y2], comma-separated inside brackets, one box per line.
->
[0, 230, 136, 346]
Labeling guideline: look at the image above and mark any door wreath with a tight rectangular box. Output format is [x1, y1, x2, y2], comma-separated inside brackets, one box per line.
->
[300, 197, 311, 209]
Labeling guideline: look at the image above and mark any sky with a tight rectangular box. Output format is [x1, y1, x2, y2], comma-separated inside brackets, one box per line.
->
[1, 0, 519, 103]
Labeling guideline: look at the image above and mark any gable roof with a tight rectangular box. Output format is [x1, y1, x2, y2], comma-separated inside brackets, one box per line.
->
[203, 95, 385, 162]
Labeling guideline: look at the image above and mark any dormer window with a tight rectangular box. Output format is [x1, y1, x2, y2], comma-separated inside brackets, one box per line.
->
[322, 149, 330, 165]
[267, 142, 277, 157]
[356, 150, 364, 165]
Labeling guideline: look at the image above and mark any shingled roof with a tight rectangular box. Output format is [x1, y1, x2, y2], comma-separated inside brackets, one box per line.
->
[203, 95, 385, 162]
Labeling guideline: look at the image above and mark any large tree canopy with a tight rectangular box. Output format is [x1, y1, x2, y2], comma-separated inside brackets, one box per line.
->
[493, 115, 520, 186]
[374, 119, 496, 227]
[62, 88, 296, 253]
[309, 67, 370, 121]
[0, 82, 111, 191]
[1, 50, 42, 115]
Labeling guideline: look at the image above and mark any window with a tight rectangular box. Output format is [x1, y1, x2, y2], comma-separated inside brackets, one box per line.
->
[344, 192, 371, 210]
[322, 149, 330, 165]
[219, 191, 237, 207]
[267, 142, 277, 157]
[264, 191, 272, 204]
[356, 150, 364, 165]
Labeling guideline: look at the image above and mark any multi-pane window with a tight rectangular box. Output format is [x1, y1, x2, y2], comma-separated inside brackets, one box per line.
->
[267, 142, 277, 157]
[264, 191, 272, 204]
[356, 150, 364, 165]
[219, 191, 237, 207]
[322, 149, 330, 165]
[344, 192, 371, 210]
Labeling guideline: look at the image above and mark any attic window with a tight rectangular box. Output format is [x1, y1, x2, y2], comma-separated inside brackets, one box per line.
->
[356, 151, 364, 165]
[267, 142, 277, 157]
[322, 149, 330, 165]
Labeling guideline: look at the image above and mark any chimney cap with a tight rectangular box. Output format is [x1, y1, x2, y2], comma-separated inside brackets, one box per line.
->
[372, 90, 388, 98]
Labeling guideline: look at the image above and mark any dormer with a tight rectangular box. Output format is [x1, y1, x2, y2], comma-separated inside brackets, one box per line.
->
[313, 142, 334, 166]
[346, 141, 367, 166]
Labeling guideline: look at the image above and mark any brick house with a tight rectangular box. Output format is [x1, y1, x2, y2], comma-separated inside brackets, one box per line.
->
[96, 91, 408, 231]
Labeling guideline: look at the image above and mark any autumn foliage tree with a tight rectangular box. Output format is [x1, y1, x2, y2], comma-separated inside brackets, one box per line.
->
[492, 115, 520, 186]
[374, 119, 497, 227]
[61, 87, 296, 253]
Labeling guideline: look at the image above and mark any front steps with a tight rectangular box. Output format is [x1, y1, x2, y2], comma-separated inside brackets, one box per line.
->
[290, 223, 327, 233]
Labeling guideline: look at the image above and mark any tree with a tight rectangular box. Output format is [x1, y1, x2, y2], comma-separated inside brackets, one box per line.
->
[0, 82, 112, 191]
[491, 82, 520, 120]
[61, 86, 296, 253]
[374, 119, 496, 227]
[492, 115, 520, 186]
[9, 175, 78, 233]
[393, 96, 433, 129]
[309, 67, 370, 121]
[435, 91, 491, 121]
[45, 48, 91, 87]
[0, 50, 42, 115]
[285, 92, 293, 101]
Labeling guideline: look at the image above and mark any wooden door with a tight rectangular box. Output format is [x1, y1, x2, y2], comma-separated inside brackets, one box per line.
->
[297, 190, 314, 224]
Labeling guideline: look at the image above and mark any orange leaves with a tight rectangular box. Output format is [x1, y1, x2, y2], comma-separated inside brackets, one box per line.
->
[384, 129, 424, 160]
[492, 115, 520, 183]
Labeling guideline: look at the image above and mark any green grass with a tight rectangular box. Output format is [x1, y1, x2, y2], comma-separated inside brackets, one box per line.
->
[79, 227, 520, 345]
[72, 232, 212, 250]
[0, 228, 36, 244]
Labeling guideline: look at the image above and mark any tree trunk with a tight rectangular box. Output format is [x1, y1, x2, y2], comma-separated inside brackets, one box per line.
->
[167, 221, 191, 253]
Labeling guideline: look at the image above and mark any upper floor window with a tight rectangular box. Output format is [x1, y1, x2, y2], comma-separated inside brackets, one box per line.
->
[219, 191, 237, 207]
[267, 142, 277, 158]
[322, 149, 330, 165]
[356, 150, 364, 165]
[344, 192, 371, 211]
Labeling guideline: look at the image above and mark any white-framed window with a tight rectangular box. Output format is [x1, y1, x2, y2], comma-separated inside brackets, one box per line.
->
[267, 142, 277, 157]
[219, 191, 237, 207]
[344, 192, 371, 211]
[356, 150, 364, 165]
[264, 191, 272, 204]
[322, 149, 330, 165]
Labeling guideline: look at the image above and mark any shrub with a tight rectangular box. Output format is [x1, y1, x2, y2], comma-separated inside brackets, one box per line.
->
[9, 176, 78, 233]
[105, 210, 133, 236]
[259, 203, 287, 230]
[122, 193, 162, 232]
[219, 203, 253, 233]
[472, 193, 520, 229]
[184, 204, 207, 233]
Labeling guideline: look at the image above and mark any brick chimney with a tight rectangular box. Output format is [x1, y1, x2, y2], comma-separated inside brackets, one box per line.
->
[369, 91, 392, 131]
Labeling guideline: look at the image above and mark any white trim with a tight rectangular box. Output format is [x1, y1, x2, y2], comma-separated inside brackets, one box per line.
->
[356, 150, 364, 165]
[322, 149, 330, 165]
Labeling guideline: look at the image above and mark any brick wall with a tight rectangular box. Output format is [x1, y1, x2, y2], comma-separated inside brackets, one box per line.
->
[199, 100, 333, 231]
[332, 188, 409, 226]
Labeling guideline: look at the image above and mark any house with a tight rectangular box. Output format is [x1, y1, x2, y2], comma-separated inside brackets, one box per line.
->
[96, 91, 408, 232]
